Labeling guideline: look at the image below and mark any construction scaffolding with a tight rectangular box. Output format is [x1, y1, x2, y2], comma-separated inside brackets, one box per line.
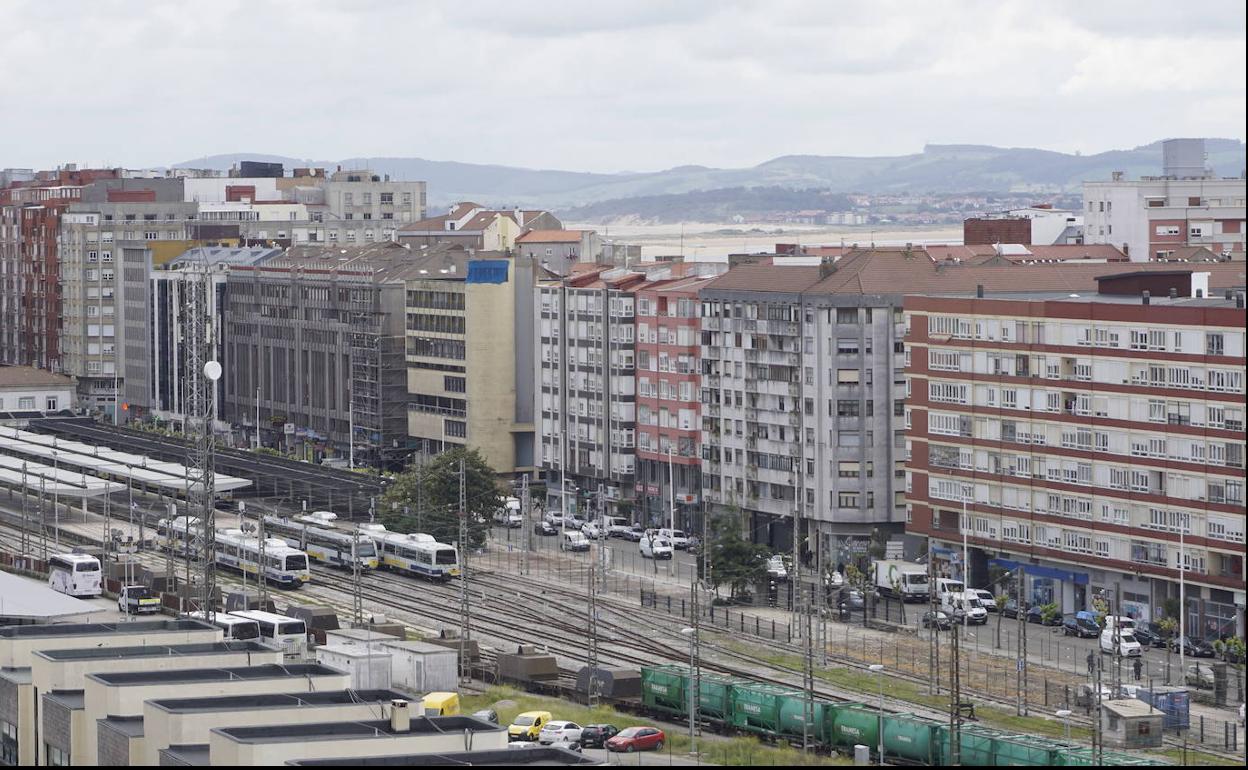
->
[346, 270, 407, 470]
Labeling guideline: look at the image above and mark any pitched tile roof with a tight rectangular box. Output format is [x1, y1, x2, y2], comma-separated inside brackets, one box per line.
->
[516, 229, 584, 243]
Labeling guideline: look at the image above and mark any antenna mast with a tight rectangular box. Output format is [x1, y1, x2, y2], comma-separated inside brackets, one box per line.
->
[185, 264, 219, 621]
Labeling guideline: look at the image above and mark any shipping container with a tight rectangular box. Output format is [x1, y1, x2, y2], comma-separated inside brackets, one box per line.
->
[698, 672, 745, 722]
[777, 694, 827, 742]
[729, 683, 798, 737]
[314, 644, 392, 690]
[952, 725, 1003, 767]
[994, 733, 1067, 766]
[881, 713, 943, 765]
[830, 704, 880, 751]
[1134, 686, 1189, 730]
[641, 665, 689, 717]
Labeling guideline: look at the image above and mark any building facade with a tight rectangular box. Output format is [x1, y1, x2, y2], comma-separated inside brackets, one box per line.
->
[536, 267, 642, 518]
[906, 277, 1246, 636]
[515, 229, 602, 276]
[222, 243, 411, 466]
[403, 248, 537, 474]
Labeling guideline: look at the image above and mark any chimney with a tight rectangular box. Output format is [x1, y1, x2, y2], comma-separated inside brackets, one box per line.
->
[390, 699, 411, 733]
[1111, 171, 1125, 182]
[1142, 290, 1150, 305]
[976, 284, 984, 299]
[818, 257, 836, 280]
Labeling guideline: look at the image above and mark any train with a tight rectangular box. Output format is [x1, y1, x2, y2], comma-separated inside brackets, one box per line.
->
[156, 516, 311, 588]
[258, 513, 380, 570]
[358, 523, 460, 581]
[636, 665, 1165, 767]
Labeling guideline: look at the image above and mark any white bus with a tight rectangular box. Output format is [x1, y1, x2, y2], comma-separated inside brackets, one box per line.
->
[228, 610, 307, 660]
[186, 610, 262, 642]
[259, 515, 379, 570]
[47, 553, 102, 598]
[361, 525, 459, 581]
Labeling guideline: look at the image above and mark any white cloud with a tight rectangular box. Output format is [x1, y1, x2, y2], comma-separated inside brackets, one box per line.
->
[0, 0, 1242, 173]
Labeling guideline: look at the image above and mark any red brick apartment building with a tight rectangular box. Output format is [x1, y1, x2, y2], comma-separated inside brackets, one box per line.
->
[906, 272, 1246, 636]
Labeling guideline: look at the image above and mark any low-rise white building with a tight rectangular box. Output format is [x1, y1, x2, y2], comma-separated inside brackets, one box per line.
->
[0, 366, 76, 419]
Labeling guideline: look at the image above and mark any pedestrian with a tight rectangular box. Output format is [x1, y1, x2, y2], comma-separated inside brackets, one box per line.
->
[1133, 657, 1143, 682]
[1087, 650, 1096, 677]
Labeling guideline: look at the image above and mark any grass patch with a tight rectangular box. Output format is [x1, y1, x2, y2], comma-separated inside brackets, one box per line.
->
[463, 685, 851, 766]
[1147, 747, 1241, 766]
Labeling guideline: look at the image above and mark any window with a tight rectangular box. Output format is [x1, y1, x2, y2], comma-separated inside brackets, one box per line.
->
[1, 720, 16, 765]
[1207, 333, 1224, 356]
[46, 397, 58, 411]
[837, 369, 860, 384]
[444, 376, 466, 393]
[380, 192, 393, 204]
[46, 744, 69, 766]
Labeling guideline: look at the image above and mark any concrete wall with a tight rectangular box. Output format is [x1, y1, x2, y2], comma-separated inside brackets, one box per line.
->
[0, 675, 34, 766]
[142, 699, 398, 767]
[0, 383, 75, 412]
[83, 671, 350, 765]
[465, 269, 518, 473]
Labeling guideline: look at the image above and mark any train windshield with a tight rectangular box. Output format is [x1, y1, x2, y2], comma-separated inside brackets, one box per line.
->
[435, 547, 457, 565]
[285, 554, 309, 571]
[357, 542, 376, 557]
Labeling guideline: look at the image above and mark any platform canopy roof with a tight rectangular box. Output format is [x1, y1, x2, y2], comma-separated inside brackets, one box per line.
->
[0, 427, 252, 493]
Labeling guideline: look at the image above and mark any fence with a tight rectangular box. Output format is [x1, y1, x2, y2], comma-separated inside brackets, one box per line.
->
[640, 587, 793, 643]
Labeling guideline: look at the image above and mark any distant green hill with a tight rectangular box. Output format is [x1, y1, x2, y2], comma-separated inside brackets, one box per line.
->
[173, 138, 1245, 210]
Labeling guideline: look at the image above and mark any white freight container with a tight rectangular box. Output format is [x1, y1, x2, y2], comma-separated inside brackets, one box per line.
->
[380, 640, 458, 694]
[314, 645, 393, 690]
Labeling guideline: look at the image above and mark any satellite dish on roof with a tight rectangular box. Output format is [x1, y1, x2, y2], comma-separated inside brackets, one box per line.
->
[204, 361, 222, 382]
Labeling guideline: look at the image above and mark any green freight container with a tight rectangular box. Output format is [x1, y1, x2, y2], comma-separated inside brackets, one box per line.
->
[777, 694, 827, 742]
[952, 725, 1003, 767]
[641, 665, 689, 718]
[1058, 748, 1166, 767]
[729, 683, 799, 737]
[817, 701, 864, 747]
[881, 713, 944, 765]
[698, 672, 745, 723]
[1101, 752, 1168, 767]
[830, 705, 881, 751]
[994, 734, 1066, 766]
[1055, 748, 1096, 767]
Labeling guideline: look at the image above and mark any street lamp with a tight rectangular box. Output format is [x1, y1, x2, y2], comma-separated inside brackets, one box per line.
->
[869, 664, 885, 763]
[680, 626, 698, 756]
[1055, 709, 1072, 743]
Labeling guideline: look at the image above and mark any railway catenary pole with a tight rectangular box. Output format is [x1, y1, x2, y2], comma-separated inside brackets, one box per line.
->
[520, 473, 531, 576]
[1018, 565, 1028, 716]
[352, 526, 363, 626]
[802, 582, 815, 754]
[457, 458, 471, 685]
[586, 500, 599, 708]
[20, 461, 28, 556]
[929, 548, 940, 696]
[258, 514, 268, 608]
[949, 614, 962, 766]
[38, 475, 48, 560]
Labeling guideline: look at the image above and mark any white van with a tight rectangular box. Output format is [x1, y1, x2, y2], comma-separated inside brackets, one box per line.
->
[1101, 628, 1142, 657]
[603, 517, 631, 538]
[657, 528, 690, 549]
[1103, 615, 1136, 633]
[639, 535, 673, 560]
[941, 591, 988, 625]
[560, 530, 590, 552]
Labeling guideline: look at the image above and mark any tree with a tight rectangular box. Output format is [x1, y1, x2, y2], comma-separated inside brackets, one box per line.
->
[1039, 602, 1060, 626]
[380, 447, 501, 550]
[699, 508, 768, 601]
[995, 592, 1010, 649]
[1157, 616, 1178, 683]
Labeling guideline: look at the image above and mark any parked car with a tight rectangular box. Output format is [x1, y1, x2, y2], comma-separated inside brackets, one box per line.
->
[1062, 612, 1101, 639]
[657, 528, 690, 549]
[1100, 629, 1142, 657]
[624, 523, 647, 542]
[603, 516, 632, 538]
[606, 726, 665, 753]
[560, 530, 591, 552]
[1139, 621, 1172, 648]
[970, 589, 998, 612]
[1027, 605, 1061, 626]
[538, 720, 583, 747]
[533, 520, 557, 536]
[826, 571, 845, 589]
[1170, 635, 1215, 658]
[1131, 624, 1163, 648]
[1001, 598, 1023, 619]
[579, 724, 620, 749]
[566, 514, 587, 530]
[766, 554, 789, 581]
[508, 711, 552, 742]
[839, 589, 866, 612]
[118, 585, 161, 615]
[580, 521, 606, 540]
[922, 610, 953, 630]
[1186, 663, 1216, 689]
[471, 708, 498, 724]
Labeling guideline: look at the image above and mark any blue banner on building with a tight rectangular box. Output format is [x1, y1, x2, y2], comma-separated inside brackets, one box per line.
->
[988, 557, 1088, 585]
[466, 259, 509, 284]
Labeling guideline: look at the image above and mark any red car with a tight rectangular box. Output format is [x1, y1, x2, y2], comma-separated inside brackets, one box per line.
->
[605, 726, 665, 753]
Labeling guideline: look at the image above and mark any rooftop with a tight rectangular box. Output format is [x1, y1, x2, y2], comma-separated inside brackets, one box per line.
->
[289, 745, 598, 766]
[87, 663, 339, 687]
[34, 641, 270, 662]
[516, 229, 584, 244]
[0, 570, 100, 622]
[44, 690, 85, 710]
[147, 689, 408, 714]
[0, 365, 75, 389]
[212, 716, 501, 744]
[98, 715, 146, 737]
[0, 618, 213, 640]
[166, 245, 284, 268]
[1103, 699, 1163, 718]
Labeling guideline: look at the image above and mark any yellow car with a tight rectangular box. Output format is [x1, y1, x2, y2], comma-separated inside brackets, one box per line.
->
[508, 710, 552, 741]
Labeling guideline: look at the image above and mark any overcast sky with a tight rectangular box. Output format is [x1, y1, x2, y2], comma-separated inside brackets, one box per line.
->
[2, 0, 1244, 173]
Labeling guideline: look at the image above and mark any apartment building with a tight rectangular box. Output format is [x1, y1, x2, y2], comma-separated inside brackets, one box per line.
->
[634, 270, 724, 531]
[0, 167, 118, 371]
[397, 203, 561, 251]
[537, 266, 644, 517]
[906, 272, 1246, 636]
[403, 246, 537, 474]
[222, 242, 412, 467]
[120, 246, 283, 429]
[514, 229, 602, 275]
[1084, 139, 1246, 262]
[322, 168, 426, 224]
